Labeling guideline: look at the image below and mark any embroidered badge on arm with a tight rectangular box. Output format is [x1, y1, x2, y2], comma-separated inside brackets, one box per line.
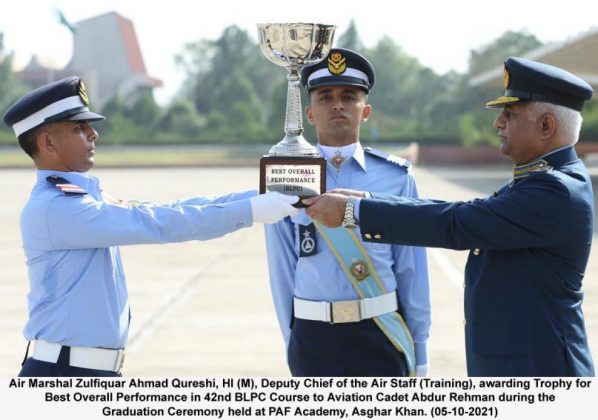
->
[299, 224, 317, 257]
[46, 175, 87, 196]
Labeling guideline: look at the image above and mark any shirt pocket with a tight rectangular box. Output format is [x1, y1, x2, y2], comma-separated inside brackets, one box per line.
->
[361, 236, 390, 252]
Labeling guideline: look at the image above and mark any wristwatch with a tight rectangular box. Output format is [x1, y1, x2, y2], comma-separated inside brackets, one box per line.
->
[341, 197, 358, 229]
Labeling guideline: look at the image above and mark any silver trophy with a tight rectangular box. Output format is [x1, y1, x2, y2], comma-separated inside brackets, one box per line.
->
[257, 23, 335, 202]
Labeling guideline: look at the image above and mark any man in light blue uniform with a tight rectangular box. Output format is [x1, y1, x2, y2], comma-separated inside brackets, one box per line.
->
[4, 76, 299, 376]
[264, 49, 431, 376]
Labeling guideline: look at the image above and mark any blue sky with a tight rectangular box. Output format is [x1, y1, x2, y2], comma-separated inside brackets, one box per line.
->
[1, 0, 595, 104]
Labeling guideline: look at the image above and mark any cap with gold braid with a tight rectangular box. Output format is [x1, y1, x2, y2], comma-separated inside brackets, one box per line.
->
[485, 57, 593, 111]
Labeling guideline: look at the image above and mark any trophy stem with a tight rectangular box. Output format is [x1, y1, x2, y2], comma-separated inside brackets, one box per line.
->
[267, 67, 319, 156]
[284, 68, 303, 137]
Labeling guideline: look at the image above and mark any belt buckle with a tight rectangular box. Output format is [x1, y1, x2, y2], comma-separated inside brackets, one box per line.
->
[330, 300, 361, 324]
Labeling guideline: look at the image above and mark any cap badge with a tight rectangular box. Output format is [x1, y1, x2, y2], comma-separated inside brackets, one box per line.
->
[78, 80, 89, 106]
[350, 258, 369, 281]
[328, 52, 346, 76]
[502, 66, 510, 89]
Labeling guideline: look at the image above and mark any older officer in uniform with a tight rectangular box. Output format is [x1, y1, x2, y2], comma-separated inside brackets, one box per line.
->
[4, 76, 299, 377]
[306, 57, 595, 376]
[265, 48, 431, 377]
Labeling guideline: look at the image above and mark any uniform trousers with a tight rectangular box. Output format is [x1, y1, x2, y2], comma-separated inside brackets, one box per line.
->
[19, 345, 121, 377]
[288, 317, 408, 377]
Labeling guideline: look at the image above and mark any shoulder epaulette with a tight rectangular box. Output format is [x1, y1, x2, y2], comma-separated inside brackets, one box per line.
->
[363, 146, 412, 169]
[46, 175, 87, 196]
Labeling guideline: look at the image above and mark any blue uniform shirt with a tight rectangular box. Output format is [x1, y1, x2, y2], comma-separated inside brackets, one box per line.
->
[265, 143, 431, 365]
[359, 146, 595, 376]
[21, 170, 255, 349]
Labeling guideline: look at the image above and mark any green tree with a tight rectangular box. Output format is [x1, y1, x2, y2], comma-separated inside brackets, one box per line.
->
[158, 98, 205, 137]
[175, 25, 281, 142]
[212, 70, 260, 115]
[125, 90, 161, 126]
[101, 95, 127, 116]
[0, 34, 23, 108]
[0, 33, 25, 143]
[175, 38, 215, 115]
[99, 93, 160, 144]
[266, 79, 290, 137]
[467, 30, 542, 76]
[365, 36, 452, 140]
[337, 20, 364, 51]
[580, 101, 598, 141]
[454, 30, 544, 145]
[165, 23, 595, 147]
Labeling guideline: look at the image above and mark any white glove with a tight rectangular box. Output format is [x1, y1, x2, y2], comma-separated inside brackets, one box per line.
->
[250, 192, 300, 224]
[415, 364, 429, 377]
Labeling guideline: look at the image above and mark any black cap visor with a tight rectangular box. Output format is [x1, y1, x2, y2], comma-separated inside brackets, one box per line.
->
[307, 76, 370, 93]
[45, 107, 106, 124]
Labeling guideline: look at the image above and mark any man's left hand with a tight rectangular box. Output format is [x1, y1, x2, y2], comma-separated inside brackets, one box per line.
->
[303, 193, 348, 227]
[250, 192, 300, 224]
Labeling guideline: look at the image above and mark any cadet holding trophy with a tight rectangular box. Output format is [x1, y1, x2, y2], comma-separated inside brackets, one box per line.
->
[259, 23, 431, 377]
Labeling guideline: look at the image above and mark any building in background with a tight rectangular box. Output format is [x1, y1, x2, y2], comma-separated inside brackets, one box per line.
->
[17, 11, 162, 109]
[470, 27, 598, 95]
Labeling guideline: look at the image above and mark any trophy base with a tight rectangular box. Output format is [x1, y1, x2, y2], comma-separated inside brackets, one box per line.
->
[260, 155, 326, 208]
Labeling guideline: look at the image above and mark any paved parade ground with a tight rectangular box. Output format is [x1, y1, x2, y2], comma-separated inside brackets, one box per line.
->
[1, 166, 596, 376]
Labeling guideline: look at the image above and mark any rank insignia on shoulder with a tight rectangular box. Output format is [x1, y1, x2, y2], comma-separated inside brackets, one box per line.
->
[46, 175, 87, 195]
[299, 224, 317, 257]
[512, 159, 552, 180]
[363, 147, 412, 170]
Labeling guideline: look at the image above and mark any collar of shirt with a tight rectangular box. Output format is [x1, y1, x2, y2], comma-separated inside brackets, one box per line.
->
[512, 146, 578, 181]
[317, 142, 367, 172]
[540, 145, 578, 166]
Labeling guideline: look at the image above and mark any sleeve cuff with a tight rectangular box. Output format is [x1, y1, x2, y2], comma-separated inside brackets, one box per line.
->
[227, 198, 254, 229]
[414, 341, 428, 365]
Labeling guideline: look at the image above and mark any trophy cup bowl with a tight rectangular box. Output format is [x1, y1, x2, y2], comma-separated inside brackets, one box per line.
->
[257, 23, 335, 204]
[257, 23, 335, 72]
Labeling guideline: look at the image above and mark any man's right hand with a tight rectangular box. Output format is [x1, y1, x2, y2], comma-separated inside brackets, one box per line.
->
[250, 192, 300, 224]
[303, 193, 347, 228]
